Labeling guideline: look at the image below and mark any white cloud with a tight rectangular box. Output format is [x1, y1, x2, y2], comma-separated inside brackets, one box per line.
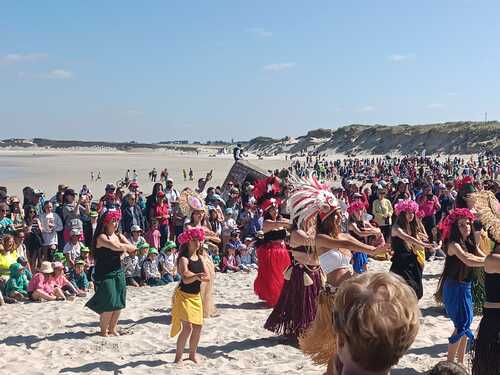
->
[263, 62, 296, 72]
[427, 103, 444, 109]
[246, 27, 272, 38]
[46, 69, 73, 80]
[387, 53, 415, 62]
[1, 53, 48, 63]
[358, 105, 375, 112]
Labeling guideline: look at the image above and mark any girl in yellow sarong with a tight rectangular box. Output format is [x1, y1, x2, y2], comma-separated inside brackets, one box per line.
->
[170, 227, 210, 364]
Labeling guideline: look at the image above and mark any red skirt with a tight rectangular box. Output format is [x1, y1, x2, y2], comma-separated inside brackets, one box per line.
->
[254, 241, 291, 307]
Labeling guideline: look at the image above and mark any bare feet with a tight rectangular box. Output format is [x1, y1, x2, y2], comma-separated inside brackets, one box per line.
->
[174, 356, 183, 364]
[188, 355, 199, 364]
[99, 331, 109, 337]
[109, 330, 120, 337]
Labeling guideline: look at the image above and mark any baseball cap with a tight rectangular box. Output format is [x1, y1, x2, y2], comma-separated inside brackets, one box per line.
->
[71, 228, 81, 236]
[131, 225, 142, 232]
[148, 247, 159, 255]
[166, 177, 174, 183]
[75, 260, 85, 266]
[105, 183, 116, 191]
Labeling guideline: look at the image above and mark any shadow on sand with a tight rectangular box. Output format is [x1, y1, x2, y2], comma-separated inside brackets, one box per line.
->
[60, 359, 168, 373]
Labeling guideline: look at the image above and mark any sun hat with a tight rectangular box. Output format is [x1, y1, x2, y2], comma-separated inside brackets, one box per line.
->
[80, 245, 90, 253]
[52, 261, 64, 269]
[75, 260, 85, 266]
[161, 241, 177, 252]
[53, 252, 65, 261]
[137, 242, 150, 250]
[71, 228, 81, 236]
[131, 224, 142, 232]
[148, 247, 159, 255]
[40, 261, 54, 273]
[90, 211, 98, 218]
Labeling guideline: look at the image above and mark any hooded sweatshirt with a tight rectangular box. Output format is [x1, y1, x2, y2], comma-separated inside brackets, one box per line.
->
[4, 263, 29, 296]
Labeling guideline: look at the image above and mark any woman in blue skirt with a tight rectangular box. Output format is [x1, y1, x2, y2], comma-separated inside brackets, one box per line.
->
[435, 208, 486, 366]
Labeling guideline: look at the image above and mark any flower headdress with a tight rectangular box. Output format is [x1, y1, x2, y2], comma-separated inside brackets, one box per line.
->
[179, 189, 206, 217]
[287, 175, 339, 230]
[347, 200, 366, 215]
[455, 176, 475, 193]
[438, 208, 475, 242]
[253, 175, 282, 211]
[394, 200, 419, 216]
[178, 227, 206, 245]
[102, 209, 121, 224]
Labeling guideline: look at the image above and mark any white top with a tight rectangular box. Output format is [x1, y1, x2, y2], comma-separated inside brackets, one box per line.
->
[319, 249, 351, 274]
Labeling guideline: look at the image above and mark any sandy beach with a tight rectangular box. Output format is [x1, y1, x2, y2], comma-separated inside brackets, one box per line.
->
[0, 150, 482, 374]
[0, 257, 478, 375]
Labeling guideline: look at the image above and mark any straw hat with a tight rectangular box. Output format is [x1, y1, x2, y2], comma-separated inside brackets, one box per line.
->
[39, 261, 54, 274]
[475, 190, 500, 242]
[178, 189, 207, 217]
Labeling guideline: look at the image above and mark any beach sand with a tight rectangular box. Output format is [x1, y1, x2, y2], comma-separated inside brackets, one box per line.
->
[0, 150, 480, 374]
[0, 258, 478, 375]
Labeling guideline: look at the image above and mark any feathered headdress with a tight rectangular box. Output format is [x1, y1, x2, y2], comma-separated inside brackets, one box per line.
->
[455, 176, 475, 193]
[438, 208, 476, 242]
[475, 190, 500, 242]
[253, 175, 282, 211]
[179, 189, 206, 217]
[287, 175, 339, 230]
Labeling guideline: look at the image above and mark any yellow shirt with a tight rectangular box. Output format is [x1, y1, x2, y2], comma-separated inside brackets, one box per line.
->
[373, 198, 393, 226]
[0, 251, 18, 278]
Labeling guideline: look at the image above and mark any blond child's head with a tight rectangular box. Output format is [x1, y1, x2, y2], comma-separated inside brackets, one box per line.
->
[333, 272, 420, 373]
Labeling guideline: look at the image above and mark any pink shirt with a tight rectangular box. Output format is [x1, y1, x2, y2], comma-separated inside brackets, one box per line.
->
[418, 196, 439, 217]
[51, 274, 71, 288]
[28, 273, 54, 294]
[146, 229, 161, 249]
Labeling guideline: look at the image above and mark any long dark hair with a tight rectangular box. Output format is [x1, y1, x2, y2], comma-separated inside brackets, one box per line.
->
[317, 211, 340, 238]
[435, 218, 477, 302]
[177, 242, 203, 266]
[395, 211, 418, 238]
[91, 213, 117, 257]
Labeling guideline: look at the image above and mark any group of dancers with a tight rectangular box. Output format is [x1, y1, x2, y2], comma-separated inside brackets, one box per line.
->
[249, 174, 500, 374]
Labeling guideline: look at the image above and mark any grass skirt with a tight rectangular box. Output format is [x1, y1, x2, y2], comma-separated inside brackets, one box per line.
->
[264, 263, 322, 338]
[472, 308, 500, 375]
[299, 287, 337, 366]
[254, 241, 291, 307]
[170, 288, 203, 337]
[85, 269, 126, 314]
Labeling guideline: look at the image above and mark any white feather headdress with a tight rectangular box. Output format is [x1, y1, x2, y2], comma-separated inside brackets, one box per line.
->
[287, 175, 340, 230]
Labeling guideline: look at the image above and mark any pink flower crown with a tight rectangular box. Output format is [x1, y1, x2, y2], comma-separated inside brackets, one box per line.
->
[347, 200, 366, 214]
[102, 210, 122, 224]
[178, 227, 206, 245]
[438, 208, 475, 242]
[394, 200, 419, 216]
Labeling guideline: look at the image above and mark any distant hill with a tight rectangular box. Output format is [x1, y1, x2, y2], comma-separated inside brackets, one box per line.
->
[245, 122, 500, 155]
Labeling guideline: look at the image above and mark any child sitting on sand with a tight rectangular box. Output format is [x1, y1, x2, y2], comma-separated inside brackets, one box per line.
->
[63, 228, 83, 269]
[27, 261, 66, 301]
[142, 248, 165, 286]
[221, 246, 241, 273]
[159, 242, 180, 283]
[211, 248, 221, 271]
[4, 262, 29, 301]
[16, 256, 32, 280]
[332, 272, 420, 375]
[128, 225, 146, 246]
[238, 245, 258, 271]
[428, 361, 468, 375]
[69, 260, 90, 291]
[122, 246, 142, 287]
[52, 261, 86, 298]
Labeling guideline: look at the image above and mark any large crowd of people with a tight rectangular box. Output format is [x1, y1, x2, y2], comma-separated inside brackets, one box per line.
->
[0, 152, 499, 374]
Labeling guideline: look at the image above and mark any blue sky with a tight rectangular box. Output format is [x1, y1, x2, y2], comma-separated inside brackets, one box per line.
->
[2, 1, 499, 142]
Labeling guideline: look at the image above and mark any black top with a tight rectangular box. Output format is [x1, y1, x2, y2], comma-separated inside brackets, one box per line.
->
[485, 272, 500, 303]
[94, 246, 122, 279]
[391, 236, 412, 258]
[444, 241, 476, 283]
[264, 229, 287, 241]
[179, 255, 204, 294]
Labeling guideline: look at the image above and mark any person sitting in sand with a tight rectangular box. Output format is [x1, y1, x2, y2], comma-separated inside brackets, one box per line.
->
[159, 241, 180, 284]
[4, 262, 29, 301]
[142, 247, 165, 286]
[69, 260, 90, 292]
[52, 261, 85, 298]
[27, 261, 66, 301]
[127, 225, 145, 246]
[237, 244, 258, 271]
[332, 272, 420, 375]
[0, 235, 18, 280]
[63, 228, 83, 269]
[122, 246, 143, 287]
[220, 246, 241, 273]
